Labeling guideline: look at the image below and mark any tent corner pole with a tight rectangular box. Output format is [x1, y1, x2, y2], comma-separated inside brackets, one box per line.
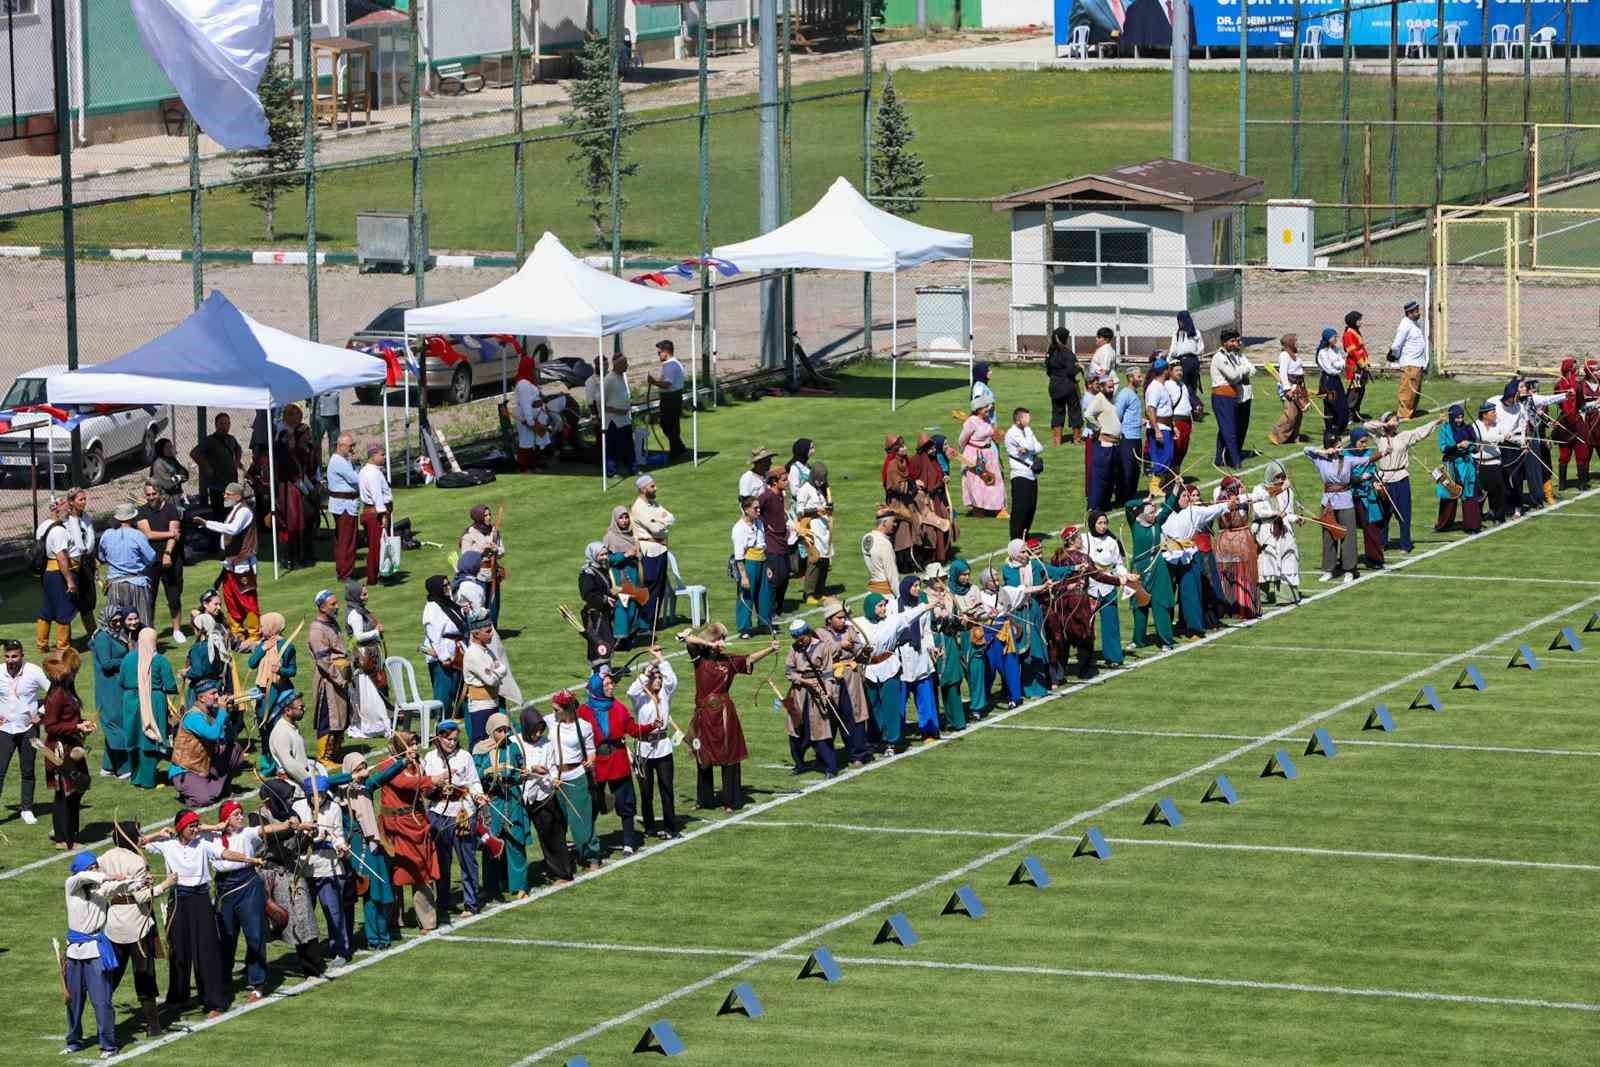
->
[967, 257, 974, 387]
[691, 310, 699, 467]
[266, 405, 280, 581]
[382, 388, 392, 483]
[598, 337, 608, 493]
[890, 268, 898, 412]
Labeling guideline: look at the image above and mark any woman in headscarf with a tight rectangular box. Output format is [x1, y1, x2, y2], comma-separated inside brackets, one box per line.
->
[1555, 357, 1589, 489]
[472, 710, 531, 899]
[578, 541, 617, 667]
[255, 776, 326, 975]
[452, 550, 487, 611]
[908, 433, 958, 563]
[787, 438, 814, 489]
[91, 606, 140, 778]
[246, 612, 296, 729]
[41, 648, 91, 849]
[338, 749, 404, 948]
[1083, 510, 1131, 666]
[881, 435, 920, 566]
[185, 609, 233, 700]
[1124, 492, 1176, 649]
[119, 627, 176, 790]
[375, 730, 442, 931]
[946, 560, 987, 721]
[601, 506, 648, 648]
[924, 564, 967, 731]
[794, 460, 833, 606]
[1044, 528, 1096, 681]
[1004, 538, 1069, 694]
[1211, 476, 1261, 619]
[344, 579, 391, 738]
[422, 575, 467, 709]
[895, 575, 940, 743]
[1250, 460, 1302, 605]
[514, 708, 574, 884]
[1169, 311, 1206, 422]
[1268, 333, 1308, 446]
[1349, 429, 1387, 568]
[1342, 310, 1371, 422]
[1314, 327, 1349, 437]
[970, 362, 997, 422]
[957, 397, 1008, 517]
[686, 624, 777, 810]
[1045, 326, 1084, 446]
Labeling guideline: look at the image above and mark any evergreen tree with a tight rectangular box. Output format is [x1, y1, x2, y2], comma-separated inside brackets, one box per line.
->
[562, 32, 637, 244]
[871, 71, 927, 216]
[231, 59, 305, 241]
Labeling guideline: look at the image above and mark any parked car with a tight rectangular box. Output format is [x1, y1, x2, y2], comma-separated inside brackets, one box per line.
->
[0, 365, 170, 486]
[346, 302, 550, 407]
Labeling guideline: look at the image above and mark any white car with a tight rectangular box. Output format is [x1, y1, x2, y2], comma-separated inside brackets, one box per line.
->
[0, 365, 169, 486]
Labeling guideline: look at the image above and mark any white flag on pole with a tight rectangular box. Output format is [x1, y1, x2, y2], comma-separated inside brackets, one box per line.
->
[131, 0, 275, 150]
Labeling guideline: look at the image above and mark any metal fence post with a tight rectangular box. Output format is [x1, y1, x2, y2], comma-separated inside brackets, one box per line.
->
[1562, 0, 1574, 176]
[50, 0, 81, 485]
[409, 0, 427, 468]
[1043, 201, 1055, 346]
[861, 0, 873, 361]
[1432, 0, 1444, 208]
[189, 118, 206, 442]
[1339, 0, 1351, 237]
[1521, 0, 1532, 129]
[782, 0, 794, 388]
[609, 0, 624, 286]
[513, 0, 526, 262]
[1387, 0, 1397, 228]
[1478, 0, 1489, 201]
[1235, 0, 1247, 332]
[697, 0, 714, 407]
[299, 0, 318, 342]
[1289, 0, 1301, 198]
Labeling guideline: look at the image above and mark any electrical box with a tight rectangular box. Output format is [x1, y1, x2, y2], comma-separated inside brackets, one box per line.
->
[915, 285, 971, 356]
[1266, 199, 1314, 269]
[357, 211, 429, 273]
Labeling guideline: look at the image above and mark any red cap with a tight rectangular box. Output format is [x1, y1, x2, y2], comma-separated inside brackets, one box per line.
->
[219, 800, 243, 821]
[175, 810, 201, 833]
[552, 690, 576, 708]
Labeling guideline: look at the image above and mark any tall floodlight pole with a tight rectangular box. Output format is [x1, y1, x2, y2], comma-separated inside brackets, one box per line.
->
[758, 0, 782, 370]
[1172, 0, 1190, 160]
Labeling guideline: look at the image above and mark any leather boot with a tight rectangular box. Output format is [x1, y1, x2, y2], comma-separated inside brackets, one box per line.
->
[1051, 427, 1063, 447]
[35, 618, 51, 653]
[141, 998, 162, 1036]
[52, 623, 72, 651]
[243, 612, 261, 645]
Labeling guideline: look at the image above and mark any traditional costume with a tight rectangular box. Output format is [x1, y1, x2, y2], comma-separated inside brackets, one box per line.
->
[957, 407, 1006, 513]
[579, 670, 649, 853]
[308, 594, 352, 766]
[687, 627, 753, 809]
[602, 506, 650, 646]
[421, 577, 466, 710]
[1306, 441, 1363, 580]
[1212, 477, 1261, 618]
[1125, 497, 1176, 649]
[1160, 488, 1240, 636]
[42, 649, 92, 847]
[1342, 311, 1371, 420]
[145, 813, 228, 1013]
[515, 710, 574, 883]
[626, 659, 680, 837]
[795, 461, 835, 604]
[246, 612, 297, 731]
[819, 599, 874, 763]
[100, 824, 162, 1036]
[120, 628, 177, 790]
[344, 580, 391, 739]
[1044, 533, 1097, 679]
[1084, 514, 1132, 664]
[62, 853, 132, 1054]
[1435, 405, 1481, 532]
[926, 566, 969, 732]
[1249, 463, 1302, 604]
[168, 680, 247, 808]
[200, 485, 260, 643]
[256, 777, 326, 974]
[784, 621, 841, 774]
[291, 774, 352, 962]
[579, 543, 619, 665]
[335, 750, 402, 948]
[375, 732, 441, 931]
[90, 612, 135, 776]
[420, 723, 484, 920]
[547, 696, 601, 868]
[893, 577, 941, 741]
[209, 800, 272, 996]
[881, 435, 920, 563]
[1003, 540, 1066, 695]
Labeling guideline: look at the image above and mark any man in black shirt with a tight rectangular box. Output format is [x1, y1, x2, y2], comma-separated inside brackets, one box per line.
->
[190, 413, 241, 518]
[135, 482, 185, 644]
[1045, 326, 1083, 447]
[758, 468, 791, 622]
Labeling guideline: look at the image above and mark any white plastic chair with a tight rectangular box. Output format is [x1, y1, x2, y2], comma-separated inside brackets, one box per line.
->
[1063, 25, 1090, 60]
[386, 655, 444, 741]
[1403, 25, 1427, 59]
[1442, 23, 1461, 59]
[1299, 26, 1322, 60]
[1530, 27, 1556, 58]
[668, 551, 708, 627]
[1488, 24, 1511, 58]
[1510, 23, 1526, 56]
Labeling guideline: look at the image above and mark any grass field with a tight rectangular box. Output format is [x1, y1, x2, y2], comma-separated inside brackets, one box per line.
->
[0, 364, 1596, 1064]
[5, 67, 1596, 261]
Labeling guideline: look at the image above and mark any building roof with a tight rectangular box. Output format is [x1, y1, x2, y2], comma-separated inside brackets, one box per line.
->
[347, 9, 408, 28]
[994, 159, 1263, 213]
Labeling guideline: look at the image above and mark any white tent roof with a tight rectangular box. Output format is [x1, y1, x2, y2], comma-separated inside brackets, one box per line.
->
[712, 177, 972, 273]
[48, 291, 387, 409]
[404, 231, 695, 337]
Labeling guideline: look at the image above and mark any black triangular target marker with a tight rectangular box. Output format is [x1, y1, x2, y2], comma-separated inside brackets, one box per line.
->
[1453, 665, 1487, 691]
[1143, 796, 1183, 827]
[1009, 856, 1052, 888]
[1584, 610, 1600, 634]
[1073, 827, 1111, 859]
[1304, 728, 1338, 758]
[1201, 774, 1238, 804]
[1549, 627, 1584, 653]
[874, 912, 920, 945]
[797, 947, 842, 982]
[1261, 749, 1298, 779]
[1409, 685, 1443, 711]
[941, 883, 987, 919]
[1363, 704, 1395, 732]
[632, 1020, 685, 1057]
[1508, 644, 1540, 670]
[718, 982, 764, 1019]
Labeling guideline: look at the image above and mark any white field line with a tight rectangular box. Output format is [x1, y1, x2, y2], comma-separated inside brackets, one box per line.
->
[990, 723, 1600, 758]
[97, 487, 1599, 1065]
[513, 591, 1600, 1064]
[1536, 512, 1600, 519]
[1228, 642, 1594, 665]
[439, 935, 1600, 1015]
[1383, 573, 1600, 586]
[734, 819, 1600, 872]
[1459, 213, 1600, 265]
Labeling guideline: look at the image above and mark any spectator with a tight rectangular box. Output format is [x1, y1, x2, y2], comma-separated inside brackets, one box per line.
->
[98, 503, 156, 625]
[0, 639, 50, 824]
[148, 439, 188, 497]
[190, 413, 241, 517]
[136, 481, 185, 644]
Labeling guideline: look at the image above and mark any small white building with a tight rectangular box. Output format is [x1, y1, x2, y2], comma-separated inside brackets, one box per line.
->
[998, 159, 1261, 355]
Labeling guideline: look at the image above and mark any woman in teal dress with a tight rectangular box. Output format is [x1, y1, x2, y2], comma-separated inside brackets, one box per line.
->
[473, 711, 531, 899]
[1124, 494, 1176, 650]
[90, 607, 138, 776]
[245, 611, 296, 728]
[929, 566, 968, 732]
[118, 627, 178, 789]
[948, 561, 990, 720]
[601, 507, 648, 647]
[1351, 435, 1386, 567]
[338, 750, 404, 950]
[186, 611, 234, 702]
[1001, 539, 1070, 696]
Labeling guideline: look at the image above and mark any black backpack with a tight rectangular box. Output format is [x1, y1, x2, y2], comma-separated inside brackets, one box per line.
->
[28, 521, 63, 577]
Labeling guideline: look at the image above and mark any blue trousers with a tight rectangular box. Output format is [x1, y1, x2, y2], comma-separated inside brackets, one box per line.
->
[314, 875, 352, 962]
[867, 678, 904, 746]
[983, 640, 1023, 706]
[1211, 394, 1242, 467]
[789, 709, 840, 775]
[1170, 559, 1206, 636]
[1089, 443, 1119, 511]
[429, 661, 461, 711]
[1381, 476, 1414, 550]
[1320, 373, 1349, 436]
[1147, 426, 1175, 485]
[1115, 438, 1142, 507]
[836, 686, 871, 763]
[65, 957, 117, 1052]
[734, 559, 771, 634]
[905, 675, 939, 738]
[1098, 591, 1124, 664]
[216, 870, 269, 989]
[428, 811, 481, 916]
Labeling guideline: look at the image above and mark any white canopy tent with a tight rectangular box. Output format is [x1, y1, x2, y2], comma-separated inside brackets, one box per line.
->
[50, 290, 389, 577]
[713, 176, 974, 410]
[404, 231, 696, 490]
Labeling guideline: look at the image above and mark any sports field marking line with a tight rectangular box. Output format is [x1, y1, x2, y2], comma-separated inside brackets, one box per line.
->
[514, 590, 1600, 1064]
[96, 487, 1599, 1065]
[1229, 642, 1594, 665]
[1384, 573, 1600, 586]
[434, 935, 1600, 1015]
[990, 723, 1600, 758]
[1459, 212, 1600, 265]
[734, 819, 1600, 872]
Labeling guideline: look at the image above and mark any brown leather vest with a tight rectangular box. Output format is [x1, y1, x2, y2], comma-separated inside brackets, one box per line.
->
[224, 505, 258, 567]
[171, 721, 214, 779]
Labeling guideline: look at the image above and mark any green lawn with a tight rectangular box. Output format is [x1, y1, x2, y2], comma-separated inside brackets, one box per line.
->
[6, 67, 1596, 261]
[0, 364, 1596, 1064]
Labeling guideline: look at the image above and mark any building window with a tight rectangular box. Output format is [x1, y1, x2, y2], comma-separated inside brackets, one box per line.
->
[2, 0, 39, 16]
[1052, 226, 1150, 290]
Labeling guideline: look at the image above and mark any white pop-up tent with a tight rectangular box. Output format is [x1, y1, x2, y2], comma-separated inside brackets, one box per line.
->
[405, 231, 695, 489]
[713, 176, 974, 409]
[50, 290, 389, 577]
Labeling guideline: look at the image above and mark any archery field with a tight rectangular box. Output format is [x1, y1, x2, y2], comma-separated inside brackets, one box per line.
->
[0, 362, 1594, 1066]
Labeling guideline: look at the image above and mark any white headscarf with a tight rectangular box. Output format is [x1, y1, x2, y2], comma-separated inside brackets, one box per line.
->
[136, 628, 162, 742]
[194, 611, 228, 667]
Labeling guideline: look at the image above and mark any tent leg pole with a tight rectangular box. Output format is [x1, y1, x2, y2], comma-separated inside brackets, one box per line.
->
[267, 406, 280, 582]
[691, 310, 699, 467]
[402, 331, 412, 487]
[599, 338, 608, 493]
[382, 388, 391, 483]
[967, 257, 974, 387]
[891, 270, 898, 412]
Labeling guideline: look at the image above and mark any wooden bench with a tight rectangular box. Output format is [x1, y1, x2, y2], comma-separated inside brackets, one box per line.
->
[435, 62, 485, 96]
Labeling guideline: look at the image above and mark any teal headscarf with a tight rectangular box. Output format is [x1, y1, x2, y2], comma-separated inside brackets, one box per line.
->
[949, 559, 972, 593]
[863, 593, 887, 620]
